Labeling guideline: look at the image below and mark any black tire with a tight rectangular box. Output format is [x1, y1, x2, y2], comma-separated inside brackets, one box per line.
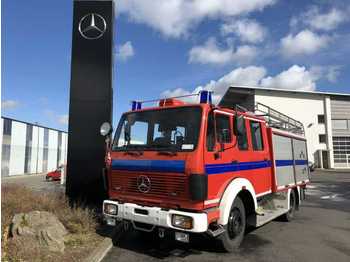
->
[281, 190, 296, 222]
[218, 197, 246, 252]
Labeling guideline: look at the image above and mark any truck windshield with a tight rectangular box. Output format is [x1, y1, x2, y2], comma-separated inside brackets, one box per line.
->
[112, 107, 202, 152]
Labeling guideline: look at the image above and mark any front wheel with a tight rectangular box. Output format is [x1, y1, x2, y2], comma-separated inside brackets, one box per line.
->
[218, 197, 246, 252]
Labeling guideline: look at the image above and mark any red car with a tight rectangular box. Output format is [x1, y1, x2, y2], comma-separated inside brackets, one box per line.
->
[46, 166, 63, 181]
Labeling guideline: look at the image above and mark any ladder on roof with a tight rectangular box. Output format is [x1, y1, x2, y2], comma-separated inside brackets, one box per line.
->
[254, 102, 305, 135]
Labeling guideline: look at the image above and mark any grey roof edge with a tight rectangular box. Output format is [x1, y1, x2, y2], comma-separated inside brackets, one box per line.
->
[1, 116, 68, 133]
[226, 85, 350, 97]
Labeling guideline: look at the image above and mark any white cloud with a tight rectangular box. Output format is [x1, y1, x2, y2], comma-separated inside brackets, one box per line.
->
[162, 66, 267, 103]
[44, 110, 69, 126]
[1, 100, 20, 110]
[116, 41, 135, 61]
[189, 38, 257, 65]
[162, 65, 323, 103]
[117, 0, 276, 38]
[221, 19, 267, 43]
[293, 7, 349, 31]
[310, 65, 342, 83]
[261, 65, 317, 91]
[58, 115, 69, 125]
[280, 30, 330, 57]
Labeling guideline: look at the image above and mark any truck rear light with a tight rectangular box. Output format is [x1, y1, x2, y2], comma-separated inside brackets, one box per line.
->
[171, 214, 193, 229]
[104, 203, 118, 215]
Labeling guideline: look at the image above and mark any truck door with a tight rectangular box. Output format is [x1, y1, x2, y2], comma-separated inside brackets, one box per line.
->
[245, 119, 271, 195]
[204, 110, 235, 203]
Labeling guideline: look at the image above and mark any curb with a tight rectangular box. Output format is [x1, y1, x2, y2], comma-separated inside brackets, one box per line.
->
[84, 237, 113, 262]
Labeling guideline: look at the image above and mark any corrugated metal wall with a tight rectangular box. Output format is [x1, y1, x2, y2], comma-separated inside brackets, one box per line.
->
[1, 117, 68, 177]
[330, 98, 350, 136]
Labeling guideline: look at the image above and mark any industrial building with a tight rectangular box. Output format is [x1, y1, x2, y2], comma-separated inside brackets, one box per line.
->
[1, 117, 68, 177]
[219, 86, 350, 169]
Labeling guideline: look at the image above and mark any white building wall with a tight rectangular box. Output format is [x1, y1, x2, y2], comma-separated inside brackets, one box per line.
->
[0, 118, 3, 171]
[37, 127, 44, 173]
[60, 133, 68, 166]
[48, 130, 58, 172]
[255, 91, 327, 163]
[9, 121, 26, 175]
[30, 126, 39, 173]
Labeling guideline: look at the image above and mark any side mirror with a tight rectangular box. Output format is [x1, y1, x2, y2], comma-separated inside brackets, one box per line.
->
[234, 115, 245, 136]
[100, 122, 112, 136]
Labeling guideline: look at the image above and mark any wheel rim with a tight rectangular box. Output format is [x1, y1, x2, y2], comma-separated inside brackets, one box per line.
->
[228, 208, 243, 239]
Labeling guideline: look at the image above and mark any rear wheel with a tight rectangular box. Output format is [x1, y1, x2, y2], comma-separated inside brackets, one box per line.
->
[281, 190, 296, 222]
[218, 197, 246, 252]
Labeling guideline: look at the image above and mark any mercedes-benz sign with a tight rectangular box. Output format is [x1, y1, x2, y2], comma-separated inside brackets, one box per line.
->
[137, 175, 151, 193]
[78, 13, 106, 40]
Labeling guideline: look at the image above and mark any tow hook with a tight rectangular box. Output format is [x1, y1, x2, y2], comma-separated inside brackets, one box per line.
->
[159, 227, 165, 238]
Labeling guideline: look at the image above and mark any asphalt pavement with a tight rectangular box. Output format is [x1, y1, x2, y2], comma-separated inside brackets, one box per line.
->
[102, 170, 350, 262]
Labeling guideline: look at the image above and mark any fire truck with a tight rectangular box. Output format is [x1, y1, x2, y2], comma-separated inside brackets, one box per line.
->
[101, 91, 309, 251]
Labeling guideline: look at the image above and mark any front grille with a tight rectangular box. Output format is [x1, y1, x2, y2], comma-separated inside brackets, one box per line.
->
[110, 171, 189, 199]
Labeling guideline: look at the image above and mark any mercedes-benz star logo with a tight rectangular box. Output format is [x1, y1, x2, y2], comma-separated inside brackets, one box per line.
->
[78, 13, 106, 40]
[137, 175, 151, 193]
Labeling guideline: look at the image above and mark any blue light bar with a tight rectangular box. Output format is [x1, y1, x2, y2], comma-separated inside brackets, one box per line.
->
[131, 101, 137, 110]
[200, 90, 212, 104]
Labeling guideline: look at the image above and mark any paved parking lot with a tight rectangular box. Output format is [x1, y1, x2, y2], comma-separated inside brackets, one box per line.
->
[2, 173, 64, 193]
[103, 170, 350, 262]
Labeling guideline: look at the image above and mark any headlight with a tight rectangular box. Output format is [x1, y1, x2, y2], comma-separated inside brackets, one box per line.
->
[171, 214, 193, 229]
[104, 203, 118, 215]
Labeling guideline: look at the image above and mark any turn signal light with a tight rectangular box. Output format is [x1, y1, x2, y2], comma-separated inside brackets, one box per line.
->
[171, 214, 193, 229]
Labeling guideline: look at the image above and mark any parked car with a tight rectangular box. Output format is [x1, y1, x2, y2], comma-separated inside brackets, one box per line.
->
[46, 166, 63, 181]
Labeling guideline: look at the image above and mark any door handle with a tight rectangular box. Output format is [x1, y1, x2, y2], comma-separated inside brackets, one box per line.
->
[232, 160, 239, 164]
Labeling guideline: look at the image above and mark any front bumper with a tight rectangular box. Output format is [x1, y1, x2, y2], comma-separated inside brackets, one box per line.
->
[103, 200, 208, 233]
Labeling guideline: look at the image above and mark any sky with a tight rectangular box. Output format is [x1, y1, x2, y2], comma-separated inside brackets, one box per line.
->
[2, 0, 350, 131]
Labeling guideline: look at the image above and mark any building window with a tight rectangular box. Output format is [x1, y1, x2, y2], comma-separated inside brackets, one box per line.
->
[332, 119, 348, 130]
[250, 121, 264, 151]
[318, 115, 325, 124]
[319, 134, 326, 144]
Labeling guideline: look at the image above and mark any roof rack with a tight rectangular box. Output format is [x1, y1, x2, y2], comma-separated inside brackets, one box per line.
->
[254, 102, 305, 135]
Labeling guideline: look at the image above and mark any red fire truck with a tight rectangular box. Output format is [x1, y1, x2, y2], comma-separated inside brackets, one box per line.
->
[101, 91, 309, 251]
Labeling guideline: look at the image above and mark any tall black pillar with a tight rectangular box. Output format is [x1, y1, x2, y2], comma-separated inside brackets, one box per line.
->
[66, 0, 114, 203]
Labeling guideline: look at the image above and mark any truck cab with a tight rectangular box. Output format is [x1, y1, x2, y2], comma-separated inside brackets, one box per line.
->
[102, 91, 309, 251]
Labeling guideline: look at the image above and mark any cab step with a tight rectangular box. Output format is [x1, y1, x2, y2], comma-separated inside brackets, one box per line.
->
[207, 224, 226, 237]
